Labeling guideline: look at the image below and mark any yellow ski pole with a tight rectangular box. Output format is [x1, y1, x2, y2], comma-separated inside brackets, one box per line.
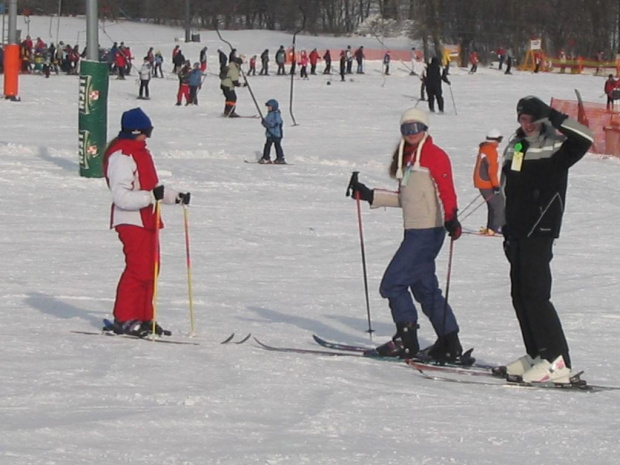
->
[151, 200, 162, 339]
[183, 204, 196, 335]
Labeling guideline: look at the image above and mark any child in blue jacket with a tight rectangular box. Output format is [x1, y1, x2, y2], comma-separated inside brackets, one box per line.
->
[259, 99, 286, 164]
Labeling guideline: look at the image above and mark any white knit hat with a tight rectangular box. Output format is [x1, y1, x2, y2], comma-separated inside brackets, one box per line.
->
[400, 108, 430, 127]
[396, 108, 430, 180]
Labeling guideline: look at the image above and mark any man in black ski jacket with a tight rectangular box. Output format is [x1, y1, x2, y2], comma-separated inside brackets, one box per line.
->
[424, 57, 450, 113]
[500, 96, 594, 384]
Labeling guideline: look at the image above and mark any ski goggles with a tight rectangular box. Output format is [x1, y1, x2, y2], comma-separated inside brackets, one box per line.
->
[400, 121, 428, 136]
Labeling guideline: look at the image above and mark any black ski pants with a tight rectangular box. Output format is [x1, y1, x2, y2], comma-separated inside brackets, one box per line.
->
[504, 236, 571, 367]
[426, 85, 444, 112]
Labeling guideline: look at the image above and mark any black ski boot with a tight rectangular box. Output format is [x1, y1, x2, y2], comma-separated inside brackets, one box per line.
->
[368, 322, 419, 358]
[108, 319, 149, 338]
[424, 331, 474, 365]
[141, 321, 172, 336]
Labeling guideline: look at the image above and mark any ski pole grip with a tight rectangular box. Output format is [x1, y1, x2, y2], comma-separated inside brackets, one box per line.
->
[346, 171, 359, 197]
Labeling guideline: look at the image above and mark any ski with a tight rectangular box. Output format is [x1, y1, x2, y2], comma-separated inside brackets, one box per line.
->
[222, 114, 260, 119]
[244, 160, 291, 165]
[221, 333, 252, 344]
[70, 330, 200, 345]
[409, 364, 620, 393]
[220, 333, 235, 344]
[312, 335, 496, 371]
[462, 228, 502, 238]
[253, 338, 401, 362]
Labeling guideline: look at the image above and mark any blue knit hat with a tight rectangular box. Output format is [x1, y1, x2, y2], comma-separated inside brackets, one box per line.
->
[119, 108, 153, 139]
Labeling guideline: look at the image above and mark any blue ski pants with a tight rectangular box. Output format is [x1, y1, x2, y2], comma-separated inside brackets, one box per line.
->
[379, 227, 459, 336]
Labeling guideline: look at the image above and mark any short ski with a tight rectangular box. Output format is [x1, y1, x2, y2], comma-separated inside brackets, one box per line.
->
[71, 330, 200, 345]
[312, 335, 495, 370]
[253, 338, 401, 362]
[222, 114, 260, 119]
[462, 228, 502, 238]
[244, 160, 291, 165]
[221, 333, 252, 344]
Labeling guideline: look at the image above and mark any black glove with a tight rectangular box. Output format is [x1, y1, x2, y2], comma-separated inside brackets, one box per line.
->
[492, 186, 501, 194]
[444, 215, 462, 240]
[261, 119, 268, 128]
[350, 180, 374, 204]
[548, 108, 568, 129]
[176, 192, 191, 205]
[152, 185, 164, 201]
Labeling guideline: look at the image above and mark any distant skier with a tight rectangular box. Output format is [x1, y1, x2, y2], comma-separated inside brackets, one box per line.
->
[220, 57, 246, 117]
[473, 129, 504, 235]
[259, 99, 286, 164]
[275, 46, 286, 75]
[424, 57, 450, 113]
[138, 56, 152, 100]
[322, 49, 332, 74]
[383, 51, 391, 75]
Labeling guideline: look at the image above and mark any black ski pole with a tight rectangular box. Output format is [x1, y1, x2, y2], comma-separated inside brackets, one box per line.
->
[346, 172, 374, 335]
[448, 83, 458, 115]
[441, 238, 455, 336]
[215, 27, 264, 120]
[289, 7, 306, 127]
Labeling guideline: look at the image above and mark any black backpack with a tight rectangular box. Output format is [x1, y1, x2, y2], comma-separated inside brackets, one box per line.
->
[219, 65, 229, 80]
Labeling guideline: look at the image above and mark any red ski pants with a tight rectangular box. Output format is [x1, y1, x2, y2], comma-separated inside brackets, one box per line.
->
[113, 225, 159, 322]
[177, 83, 190, 104]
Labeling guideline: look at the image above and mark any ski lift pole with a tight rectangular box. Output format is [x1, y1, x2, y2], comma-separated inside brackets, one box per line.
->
[346, 171, 374, 336]
[289, 7, 306, 126]
[215, 27, 264, 120]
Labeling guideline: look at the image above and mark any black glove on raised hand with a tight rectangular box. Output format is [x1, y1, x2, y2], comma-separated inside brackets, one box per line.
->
[444, 214, 462, 240]
[152, 185, 164, 201]
[548, 108, 568, 129]
[176, 192, 191, 205]
[350, 180, 374, 204]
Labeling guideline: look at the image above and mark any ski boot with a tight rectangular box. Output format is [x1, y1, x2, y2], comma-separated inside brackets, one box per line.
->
[422, 331, 475, 366]
[366, 322, 419, 358]
[140, 321, 172, 337]
[106, 319, 149, 338]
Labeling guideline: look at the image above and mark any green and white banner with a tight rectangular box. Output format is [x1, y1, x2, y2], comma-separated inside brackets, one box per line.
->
[78, 60, 109, 178]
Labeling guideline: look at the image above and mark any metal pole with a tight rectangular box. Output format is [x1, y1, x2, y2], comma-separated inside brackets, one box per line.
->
[85, 0, 98, 61]
[184, 0, 190, 43]
[7, 0, 16, 43]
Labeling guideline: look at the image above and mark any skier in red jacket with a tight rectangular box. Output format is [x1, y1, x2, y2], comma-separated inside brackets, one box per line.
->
[103, 108, 190, 336]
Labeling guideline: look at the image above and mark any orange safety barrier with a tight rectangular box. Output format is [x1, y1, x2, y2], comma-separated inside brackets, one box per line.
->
[3, 44, 20, 100]
[551, 98, 620, 155]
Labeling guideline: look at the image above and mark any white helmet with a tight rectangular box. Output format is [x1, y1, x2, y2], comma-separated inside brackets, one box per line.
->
[486, 129, 502, 141]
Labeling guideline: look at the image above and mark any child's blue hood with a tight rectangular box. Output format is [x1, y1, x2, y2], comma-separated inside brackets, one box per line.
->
[265, 99, 279, 111]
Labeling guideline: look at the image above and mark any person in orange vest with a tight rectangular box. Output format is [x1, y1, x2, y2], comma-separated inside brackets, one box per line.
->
[473, 129, 505, 234]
